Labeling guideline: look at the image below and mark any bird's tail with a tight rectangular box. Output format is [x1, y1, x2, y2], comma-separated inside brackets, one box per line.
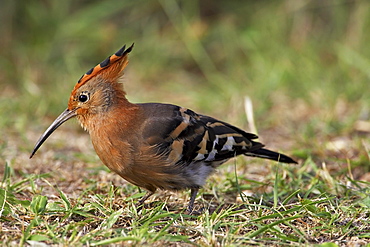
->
[245, 148, 297, 164]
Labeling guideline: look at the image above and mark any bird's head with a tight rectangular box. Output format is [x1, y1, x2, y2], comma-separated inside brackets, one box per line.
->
[30, 44, 134, 158]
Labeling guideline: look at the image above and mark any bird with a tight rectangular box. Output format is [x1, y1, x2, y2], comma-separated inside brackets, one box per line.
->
[30, 43, 297, 213]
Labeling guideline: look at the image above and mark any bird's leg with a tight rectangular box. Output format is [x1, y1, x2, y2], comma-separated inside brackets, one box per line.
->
[186, 188, 199, 214]
[137, 191, 154, 206]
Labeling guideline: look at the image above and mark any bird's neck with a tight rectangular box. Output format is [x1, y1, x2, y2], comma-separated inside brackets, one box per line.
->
[77, 97, 140, 135]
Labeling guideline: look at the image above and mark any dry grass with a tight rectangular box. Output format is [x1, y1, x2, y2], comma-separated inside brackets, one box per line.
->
[1, 99, 369, 245]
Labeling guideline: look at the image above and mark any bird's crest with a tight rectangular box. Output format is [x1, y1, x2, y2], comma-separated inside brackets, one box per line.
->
[72, 43, 134, 91]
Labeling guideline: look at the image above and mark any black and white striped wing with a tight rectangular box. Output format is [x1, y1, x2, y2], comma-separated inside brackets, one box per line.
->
[140, 103, 264, 165]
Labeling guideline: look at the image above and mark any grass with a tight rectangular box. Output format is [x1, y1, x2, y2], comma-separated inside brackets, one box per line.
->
[1, 0, 370, 246]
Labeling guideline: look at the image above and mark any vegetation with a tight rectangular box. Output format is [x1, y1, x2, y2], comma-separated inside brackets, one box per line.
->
[0, 0, 369, 246]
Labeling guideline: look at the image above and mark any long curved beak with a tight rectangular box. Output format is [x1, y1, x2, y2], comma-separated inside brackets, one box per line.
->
[30, 108, 77, 158]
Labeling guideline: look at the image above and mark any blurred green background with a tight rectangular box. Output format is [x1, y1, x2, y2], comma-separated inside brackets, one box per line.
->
[0, 0, 369, 170]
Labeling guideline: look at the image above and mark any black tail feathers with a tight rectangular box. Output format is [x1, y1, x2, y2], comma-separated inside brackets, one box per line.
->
[245, 148, 297, 164]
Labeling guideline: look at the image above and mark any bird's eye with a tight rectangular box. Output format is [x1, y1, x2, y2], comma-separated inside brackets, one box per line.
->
[78, 93, 89, 103]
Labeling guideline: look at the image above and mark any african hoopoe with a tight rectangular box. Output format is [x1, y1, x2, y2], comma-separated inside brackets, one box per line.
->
[30, 44, 297, 213]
